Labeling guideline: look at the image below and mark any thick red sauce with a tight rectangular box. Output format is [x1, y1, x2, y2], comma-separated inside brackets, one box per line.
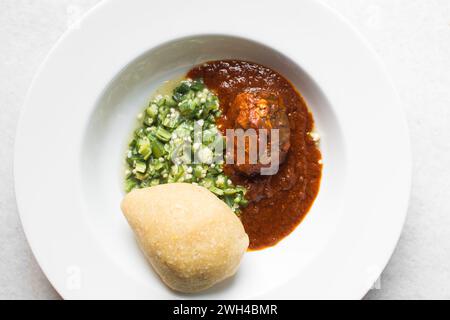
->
[188, 60, 322, 250]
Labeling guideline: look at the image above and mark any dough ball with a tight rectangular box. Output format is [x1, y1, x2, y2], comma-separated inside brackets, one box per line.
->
[121, 183, 249, 293]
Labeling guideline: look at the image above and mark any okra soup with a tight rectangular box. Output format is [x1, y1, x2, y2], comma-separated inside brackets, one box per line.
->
[124, 60, 322, 251]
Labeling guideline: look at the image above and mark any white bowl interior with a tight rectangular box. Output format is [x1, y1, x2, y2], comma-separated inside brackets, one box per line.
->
[80, 35, 346, 298]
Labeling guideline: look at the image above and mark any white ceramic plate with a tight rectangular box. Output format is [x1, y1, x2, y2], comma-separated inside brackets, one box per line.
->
[14, 0, 411, 299]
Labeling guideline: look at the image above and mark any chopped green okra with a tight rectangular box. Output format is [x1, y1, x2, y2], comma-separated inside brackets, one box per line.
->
[124, 78, 247, 214]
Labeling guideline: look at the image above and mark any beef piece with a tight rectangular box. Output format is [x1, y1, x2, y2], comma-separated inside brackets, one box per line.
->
[227, 91, 291, 176]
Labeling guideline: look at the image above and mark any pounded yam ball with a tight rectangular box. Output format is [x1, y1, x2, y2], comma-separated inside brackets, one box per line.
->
[121, 183, 249, 293]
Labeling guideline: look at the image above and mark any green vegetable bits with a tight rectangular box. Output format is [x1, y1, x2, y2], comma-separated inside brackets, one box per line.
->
[125, 79, 248, 213]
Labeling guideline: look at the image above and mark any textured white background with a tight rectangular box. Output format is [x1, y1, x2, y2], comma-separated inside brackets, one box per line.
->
[1, 0, 449, 300]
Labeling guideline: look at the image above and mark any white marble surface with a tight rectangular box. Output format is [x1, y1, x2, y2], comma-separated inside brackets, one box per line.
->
[1, 0, 449, 300]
